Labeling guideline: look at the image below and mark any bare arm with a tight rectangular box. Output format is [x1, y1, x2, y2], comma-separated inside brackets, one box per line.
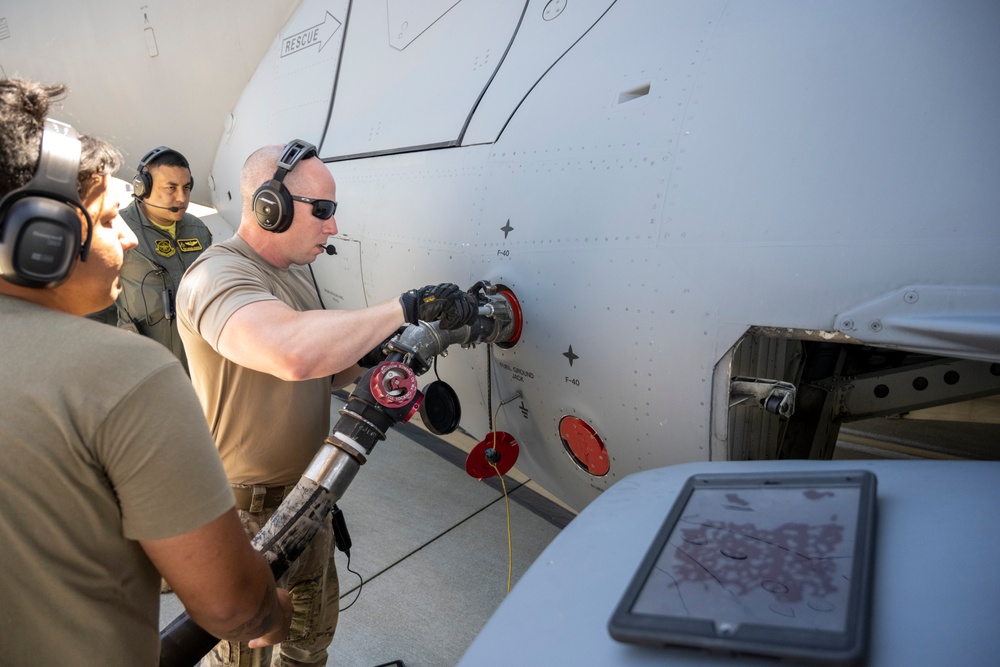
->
[217, 296, 404, 381]
[141, 508, 292, 644]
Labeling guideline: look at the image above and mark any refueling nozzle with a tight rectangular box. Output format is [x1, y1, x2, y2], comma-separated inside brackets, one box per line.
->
[384, 283, 521, 375]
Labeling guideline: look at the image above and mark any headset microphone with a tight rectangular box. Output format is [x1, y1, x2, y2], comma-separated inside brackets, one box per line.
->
[137, 198, 181, 213]
[323, 244, 337, 255]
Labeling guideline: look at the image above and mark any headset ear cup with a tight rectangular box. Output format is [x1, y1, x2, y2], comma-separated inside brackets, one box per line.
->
[132, 170, 152, 200]
[252, 139, 317, 233]
[253, 180, 294, 233]
[0, 195, 82, 288]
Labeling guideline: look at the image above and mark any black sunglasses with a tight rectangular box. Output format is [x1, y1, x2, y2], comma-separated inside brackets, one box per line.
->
[290, 195, 337, 219]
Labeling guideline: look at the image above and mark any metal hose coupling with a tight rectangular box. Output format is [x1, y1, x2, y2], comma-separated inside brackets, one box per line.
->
[385, 283, 522, 375]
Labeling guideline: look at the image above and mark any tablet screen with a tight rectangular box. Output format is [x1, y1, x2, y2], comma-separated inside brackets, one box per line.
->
[630, 483, 860, 634]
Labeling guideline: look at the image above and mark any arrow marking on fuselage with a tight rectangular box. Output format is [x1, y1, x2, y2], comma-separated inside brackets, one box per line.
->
[281, 12, 341, 58]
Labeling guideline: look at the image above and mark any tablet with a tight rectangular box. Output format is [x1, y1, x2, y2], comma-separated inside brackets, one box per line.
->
[608, 470, 877, 665]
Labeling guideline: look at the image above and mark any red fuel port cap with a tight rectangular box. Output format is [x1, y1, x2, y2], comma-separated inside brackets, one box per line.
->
[559, 416, 609, 476]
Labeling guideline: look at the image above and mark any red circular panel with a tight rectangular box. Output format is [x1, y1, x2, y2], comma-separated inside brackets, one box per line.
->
[466, 431, 519, 480]
[559, 416, 609, 476]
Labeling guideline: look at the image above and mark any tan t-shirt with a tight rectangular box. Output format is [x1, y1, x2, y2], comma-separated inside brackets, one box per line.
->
[0, 295, 234, 666]
[177, 234, 332, 486]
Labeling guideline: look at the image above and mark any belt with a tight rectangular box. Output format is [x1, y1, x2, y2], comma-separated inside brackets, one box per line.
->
[231, 484, 295, 513]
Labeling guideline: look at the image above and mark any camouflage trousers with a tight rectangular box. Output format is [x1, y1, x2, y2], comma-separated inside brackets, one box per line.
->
[200, 505, 339, 667]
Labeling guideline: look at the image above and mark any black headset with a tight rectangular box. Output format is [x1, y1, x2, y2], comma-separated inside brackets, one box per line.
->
[0, 119, 93, 289]
[252, 139, 317, 233]
[131, 145, 182, 200]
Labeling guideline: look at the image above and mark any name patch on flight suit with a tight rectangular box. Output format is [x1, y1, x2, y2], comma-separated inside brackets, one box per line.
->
[155, 239, 176, 258]
[178, 238, 204, 252]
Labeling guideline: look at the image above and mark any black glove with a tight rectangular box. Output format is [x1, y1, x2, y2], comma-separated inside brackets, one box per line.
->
[438, 290, 479, 330]
[400, 283, 477, 329]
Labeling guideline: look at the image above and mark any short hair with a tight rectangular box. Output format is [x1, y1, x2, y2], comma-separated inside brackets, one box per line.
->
[144, 148, 191, 173]
[0, 78, 123, 202]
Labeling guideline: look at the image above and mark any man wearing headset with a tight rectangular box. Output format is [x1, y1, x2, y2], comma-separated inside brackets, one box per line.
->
[176, 141, 478, 666]
[92, 146, 212, 372]
[0, 78, 291, 665]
